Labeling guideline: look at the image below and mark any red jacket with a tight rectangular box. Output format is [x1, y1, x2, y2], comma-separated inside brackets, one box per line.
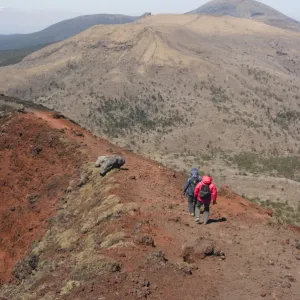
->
[194, 176, 217, 204]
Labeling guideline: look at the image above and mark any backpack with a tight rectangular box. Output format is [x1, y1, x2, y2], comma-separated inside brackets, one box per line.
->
[189, 176, 200, 193]
[200, 184, 211, 199]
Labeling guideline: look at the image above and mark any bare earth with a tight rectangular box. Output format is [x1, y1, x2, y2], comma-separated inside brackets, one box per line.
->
[0, 108, 299, 300]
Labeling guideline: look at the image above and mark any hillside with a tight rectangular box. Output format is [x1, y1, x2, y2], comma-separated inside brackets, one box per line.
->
[187, 0, 300, 32]
[0, 14, 136, 51]
[0, 100, 299, 299]
[0, 44, 52, 67]
[1, 14, 300, 214]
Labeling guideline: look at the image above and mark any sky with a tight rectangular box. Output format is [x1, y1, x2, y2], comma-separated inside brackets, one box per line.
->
[0, 0, 299, 33]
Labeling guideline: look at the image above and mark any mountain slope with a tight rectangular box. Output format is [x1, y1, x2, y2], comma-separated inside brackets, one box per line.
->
[0, 14, 136, 51]
[0, 102, 299, 299]
[187, 0, 300, 32]
[1, 15, 300, 209]
[0, 43, 52, 67]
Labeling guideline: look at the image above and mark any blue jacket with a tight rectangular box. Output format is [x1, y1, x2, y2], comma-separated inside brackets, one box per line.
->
[183, 168, 202, 196]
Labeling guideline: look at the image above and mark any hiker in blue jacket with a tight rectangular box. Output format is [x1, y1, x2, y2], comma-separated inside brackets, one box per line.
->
[182, 168, 202, 216]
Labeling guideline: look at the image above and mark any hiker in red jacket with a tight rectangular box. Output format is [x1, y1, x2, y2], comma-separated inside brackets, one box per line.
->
[194, 175, 217, 224]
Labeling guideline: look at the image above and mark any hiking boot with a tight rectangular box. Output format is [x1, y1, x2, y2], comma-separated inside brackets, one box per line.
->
[203, 211, 209, 225]
[195, 218, 200, 224]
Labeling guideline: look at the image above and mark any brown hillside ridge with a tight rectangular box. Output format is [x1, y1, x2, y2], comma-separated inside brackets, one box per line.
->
[0, 111, 84, 283]
[1, 14, 300, 211]
[0, 105, 299, 299]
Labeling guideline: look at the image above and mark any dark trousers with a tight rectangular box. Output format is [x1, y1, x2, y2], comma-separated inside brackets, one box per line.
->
[195, 202, 210, 224]
[188, 195, 196, 214]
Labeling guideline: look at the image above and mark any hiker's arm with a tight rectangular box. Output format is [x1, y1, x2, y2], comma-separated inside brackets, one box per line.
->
[211, 185, 217, 203]
[183, 179, 189, 194]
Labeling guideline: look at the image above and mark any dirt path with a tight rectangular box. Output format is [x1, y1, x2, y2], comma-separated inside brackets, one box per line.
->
[19, 109, 300, 300]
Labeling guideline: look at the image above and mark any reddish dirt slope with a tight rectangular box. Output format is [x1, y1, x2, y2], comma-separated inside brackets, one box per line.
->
[0, 109, 299, 300]
[0, 113, 84, 283]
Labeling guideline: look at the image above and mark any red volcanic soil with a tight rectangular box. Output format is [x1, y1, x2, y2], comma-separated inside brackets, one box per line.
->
[0, 113, 84, 283]
[0, 108, 299, 300]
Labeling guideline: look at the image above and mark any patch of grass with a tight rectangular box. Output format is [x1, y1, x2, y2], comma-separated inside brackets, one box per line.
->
[60, 280, 81, 296]
[247, 196, 300, 225]
[232, 152, 300, 180]
[100, 232, 125, 249]
[72, 254, 121, 281]
[210, 85, 230, 103]
[94, 96, 185, 138]
[56, 229, 78, 250]
[273, 110, 300, 131]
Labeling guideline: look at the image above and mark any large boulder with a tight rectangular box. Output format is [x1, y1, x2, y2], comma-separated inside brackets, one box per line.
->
[95, 155, 126, 176]
[95, 156, 108, 168]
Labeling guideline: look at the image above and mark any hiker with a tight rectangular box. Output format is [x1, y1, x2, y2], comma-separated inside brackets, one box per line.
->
[194, 175, 217, 224]
[182, 168, 202, 216]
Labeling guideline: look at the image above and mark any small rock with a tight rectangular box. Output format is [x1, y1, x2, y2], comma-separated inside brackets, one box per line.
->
[32, 146, 42, 155]
[27, 194, 40, 204]
[72, 130, 84, 137]
[53, 113, 65, 119]
[282, 282, 292, 289]
[17, 105, 25, 113]
[168, 216, 181, 223]
[214, 248, 225, 257]
[285, 274, 296, 282]
[10, 207, 16, 212]
[295, 240, 300, 250]
[146, 251, 168, 263]
[129, 176, 137, 180]
[265, 209, 273, 217]
[175, 263, 195, 275]
[260, 291, 267, 297]
[134, 235, 155, 247]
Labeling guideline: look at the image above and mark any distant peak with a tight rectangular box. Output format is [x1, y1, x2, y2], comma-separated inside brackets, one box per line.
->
[187, 0, 300, 32]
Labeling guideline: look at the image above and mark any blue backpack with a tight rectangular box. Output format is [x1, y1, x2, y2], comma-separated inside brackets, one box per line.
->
[189, 168, 200, 193]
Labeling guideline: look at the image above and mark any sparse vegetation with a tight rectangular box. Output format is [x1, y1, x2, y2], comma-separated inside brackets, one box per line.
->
[273, 110, 300, 131]
[0, 44, 51, 67]
[247, 196, 300, 225]
[210, 85, 230, 103]
[93, 95, 185, 138]
[232, 152, 300, 181]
